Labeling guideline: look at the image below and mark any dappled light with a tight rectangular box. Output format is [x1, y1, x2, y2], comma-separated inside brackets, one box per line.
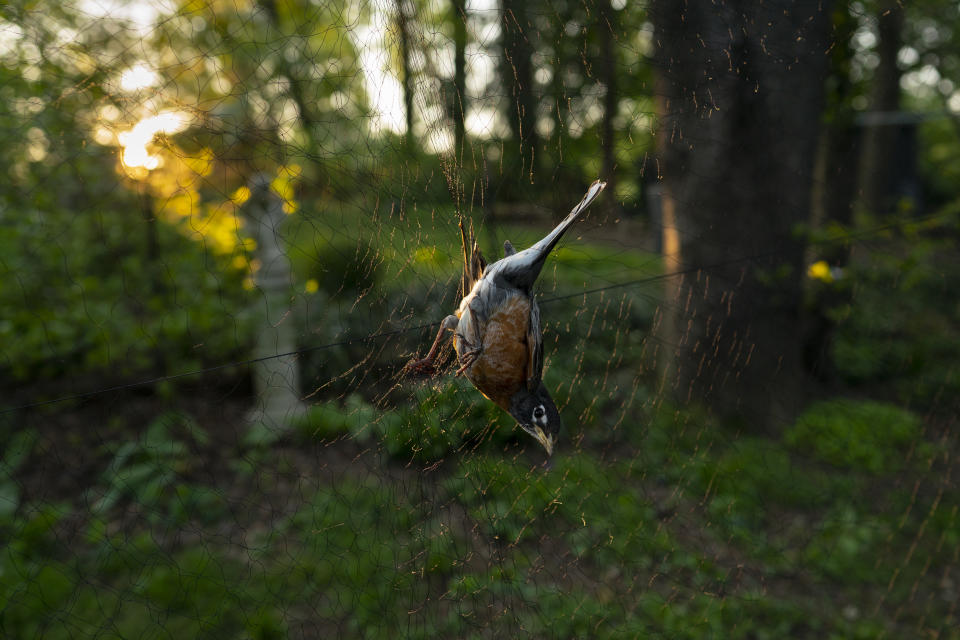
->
[118, 62, 160, 92]
[1, 0, 959, 638]
[117, 111, 190, 170]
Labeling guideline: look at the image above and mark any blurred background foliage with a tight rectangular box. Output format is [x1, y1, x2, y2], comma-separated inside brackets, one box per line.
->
[1, 0, 959, 637]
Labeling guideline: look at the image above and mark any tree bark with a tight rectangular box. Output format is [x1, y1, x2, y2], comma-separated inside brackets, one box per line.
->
[805, 0, 860, 381]
[598, 0, 617, 210]
[857, 0, 903, 215]
[500, 0, 538, 181]
[452, 0, 467, 161]
[259, 0, 318, 152]
[395, 0, 415, 151]
[651, 0, 833, 431]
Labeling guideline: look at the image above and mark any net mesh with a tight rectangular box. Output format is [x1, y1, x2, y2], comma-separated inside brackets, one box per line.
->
[1, 0, 958, 638]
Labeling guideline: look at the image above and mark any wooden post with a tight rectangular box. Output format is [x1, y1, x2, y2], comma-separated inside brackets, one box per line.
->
[243, 173, 306, 441]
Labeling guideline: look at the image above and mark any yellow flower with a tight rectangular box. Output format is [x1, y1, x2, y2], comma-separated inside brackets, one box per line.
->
[231, 185, 252, 206]
[807, 260, 833, 283]
[305, 279, 319, 294]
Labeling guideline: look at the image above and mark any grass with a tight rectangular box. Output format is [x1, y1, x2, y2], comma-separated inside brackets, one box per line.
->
[2, 400, 956, 638]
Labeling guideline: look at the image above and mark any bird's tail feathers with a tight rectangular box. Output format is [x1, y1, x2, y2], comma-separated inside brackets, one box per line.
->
[530, 179, 606, 259]
[459, 218, 486, 297]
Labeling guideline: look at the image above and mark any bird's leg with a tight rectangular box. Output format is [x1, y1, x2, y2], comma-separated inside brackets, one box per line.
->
[406, 315, 458, 376]
[454, 300, 485, 376]
[454, 334, 481, 376]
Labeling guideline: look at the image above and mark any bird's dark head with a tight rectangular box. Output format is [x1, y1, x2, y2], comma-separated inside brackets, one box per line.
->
[509, 385, 561, 456]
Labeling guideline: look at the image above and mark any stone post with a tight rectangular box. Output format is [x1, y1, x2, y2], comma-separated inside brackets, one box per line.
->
[243, 174, 306, 440]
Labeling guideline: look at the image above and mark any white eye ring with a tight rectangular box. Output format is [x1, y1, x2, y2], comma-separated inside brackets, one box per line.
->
[533, 406, 545, 419]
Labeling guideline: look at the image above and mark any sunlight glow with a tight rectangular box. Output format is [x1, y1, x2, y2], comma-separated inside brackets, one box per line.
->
[117, 111, 189, 170]
[0, 23, 24, 57]
[356, 1, 407, 136]
[120, 63, 159, 92]
[77, 0, 172, 35]
[356, 0, 504, 142]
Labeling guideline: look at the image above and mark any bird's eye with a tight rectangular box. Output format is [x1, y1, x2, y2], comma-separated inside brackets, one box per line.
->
[533, 406, 545, 419]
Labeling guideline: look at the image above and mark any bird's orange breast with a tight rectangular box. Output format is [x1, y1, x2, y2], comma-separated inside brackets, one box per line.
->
[457, 294, 530, 409]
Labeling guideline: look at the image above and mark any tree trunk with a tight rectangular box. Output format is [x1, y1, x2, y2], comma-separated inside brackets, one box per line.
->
[598, 0, 617, 210]
[395, 0, 415, 151]
[805, 0, 860, 381]
[500, 0, 538, 181]
[857, 0, 903, 215]
[258, 0, 317, 152]
[452, 0, 467, 161]
[651, 0, 832, 431]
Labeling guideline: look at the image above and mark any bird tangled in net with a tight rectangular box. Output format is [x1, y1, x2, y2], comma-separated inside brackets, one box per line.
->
[407, 180, 607, 455]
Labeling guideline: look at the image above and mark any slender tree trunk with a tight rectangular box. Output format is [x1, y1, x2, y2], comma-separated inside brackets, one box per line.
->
[598, 0, 617, 210]
[651, 0, 833, 432]
[858, 0, 903, 215]
[500, 0, 538, 181]
[452, 0, 467, 161]
[805, 0, 860, 381]
[395, 0, 415, 151]
[259, 0, 317, 152]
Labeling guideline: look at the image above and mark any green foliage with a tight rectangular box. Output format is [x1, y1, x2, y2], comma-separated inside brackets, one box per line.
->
[803, 504, 890, 583]
[0, 203, 253, 382]
[355, 380, 514, 462]
[2, 0, 958, 637]
[292, 394, 377, 441]
[0, 3, 255, 387]
[298, 235, 386, 298]
[0, 428, 37, 521]
[0, 503, 73, 637]
[445, 454, 676, 570]
[91, 412, 212, 520]
[831, 215, 960, 402]
[786, 399, 924, 472]
[268, 477, 451, 634]
[694, 437, 855, 554]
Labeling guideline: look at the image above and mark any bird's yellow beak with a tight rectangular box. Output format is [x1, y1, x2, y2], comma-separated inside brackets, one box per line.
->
[532, 426, 555, 457]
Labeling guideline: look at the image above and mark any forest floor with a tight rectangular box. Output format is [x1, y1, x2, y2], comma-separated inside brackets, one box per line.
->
[2, 210, 958, 639]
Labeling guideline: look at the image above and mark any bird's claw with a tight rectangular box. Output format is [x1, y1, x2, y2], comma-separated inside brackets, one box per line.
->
[454, 349, 481, 376]
[404, 357, 437, 377]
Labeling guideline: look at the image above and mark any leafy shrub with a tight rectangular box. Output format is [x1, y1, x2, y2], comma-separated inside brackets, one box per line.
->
[292, 394, 377, 441]
[0, 428, 37, 522]
[695, 437, 851, 551]
[445, 454, 673, 570]
[354, 379, 515, 462]
[831, 230, 960, 402]
[90, 412, 209, 519]
[0, 206, 253, 383]
[803, 504, 889, 583]
[786, 399, 924, 472]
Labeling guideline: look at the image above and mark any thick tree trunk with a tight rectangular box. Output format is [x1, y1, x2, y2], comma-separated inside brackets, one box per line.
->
[651, 1, 832, 431]
[500, 0, 538, 181]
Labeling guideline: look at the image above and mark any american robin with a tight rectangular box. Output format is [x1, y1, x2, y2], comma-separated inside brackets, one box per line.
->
[407, 180, 606, 456]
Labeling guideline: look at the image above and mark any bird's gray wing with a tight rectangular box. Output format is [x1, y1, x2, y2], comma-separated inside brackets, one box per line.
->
[526, 300, 543, 391]
[489, 180, 606, 291]
[454, 276, 499, 358]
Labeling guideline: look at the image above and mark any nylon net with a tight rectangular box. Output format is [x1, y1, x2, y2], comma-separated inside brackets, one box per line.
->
[1, 0, 957, 638]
